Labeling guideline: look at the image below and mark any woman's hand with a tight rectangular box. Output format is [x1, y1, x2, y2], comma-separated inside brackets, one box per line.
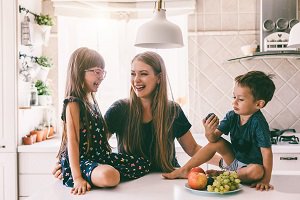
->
[71, 177, 91, 195]
[52, 162, 62, 179]
[162, 168, 189, 179]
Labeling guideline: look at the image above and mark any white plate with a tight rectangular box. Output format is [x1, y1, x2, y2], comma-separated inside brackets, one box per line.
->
[184, 183, 243, 194]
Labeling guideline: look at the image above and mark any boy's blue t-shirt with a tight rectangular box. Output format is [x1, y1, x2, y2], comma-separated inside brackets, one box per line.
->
[218, 110, 272, 165]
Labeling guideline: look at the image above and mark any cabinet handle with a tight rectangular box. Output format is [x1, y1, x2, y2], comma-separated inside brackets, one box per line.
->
[0, 145, 5, 148]
[280, 157, 298, 160]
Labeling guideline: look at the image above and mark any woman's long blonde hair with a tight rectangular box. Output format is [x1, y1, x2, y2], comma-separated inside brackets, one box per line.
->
[123, 51, 178, 172]
[57, 47, 110, 159]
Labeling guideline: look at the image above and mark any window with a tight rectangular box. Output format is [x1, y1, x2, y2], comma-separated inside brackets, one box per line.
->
[57, 15, 188, 114]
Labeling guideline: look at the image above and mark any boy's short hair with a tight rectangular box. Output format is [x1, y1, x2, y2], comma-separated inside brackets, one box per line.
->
[235, 71, 275, 106]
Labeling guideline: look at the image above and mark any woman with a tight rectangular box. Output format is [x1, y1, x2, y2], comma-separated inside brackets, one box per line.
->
[105, 51, 219, 172]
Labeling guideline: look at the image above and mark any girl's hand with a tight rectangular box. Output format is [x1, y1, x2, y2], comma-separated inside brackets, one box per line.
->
[71, 177, 91, 195]
[52, 162, 62, 179]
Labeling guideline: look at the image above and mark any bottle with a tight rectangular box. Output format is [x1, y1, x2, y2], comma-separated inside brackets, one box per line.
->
[30, 82, 38, 106]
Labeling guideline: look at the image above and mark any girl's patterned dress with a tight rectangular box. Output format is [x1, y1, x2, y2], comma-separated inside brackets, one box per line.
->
[60, 97, 151, 187]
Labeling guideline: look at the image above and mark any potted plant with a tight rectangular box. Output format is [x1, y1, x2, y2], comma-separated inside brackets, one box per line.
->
[30, 126, 44, 142]
[35, 80, 51, 106]
[34, 14, 54, 45]
[34, 14, 54, 26]
[36, 56, 53, 68]
[35, 56, 52, 82]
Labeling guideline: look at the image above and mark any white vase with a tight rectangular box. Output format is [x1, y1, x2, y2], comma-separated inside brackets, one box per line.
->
[38, 25, 52, 46]
[38, 95, 50, 106]
[34, 67, 49, 82]
[18, 81, 31, 108]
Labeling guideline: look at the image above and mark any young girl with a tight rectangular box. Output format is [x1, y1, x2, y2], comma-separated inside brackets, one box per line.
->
[57, 47, 151, 195]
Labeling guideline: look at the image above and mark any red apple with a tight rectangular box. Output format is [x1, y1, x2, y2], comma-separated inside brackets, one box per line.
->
[189, 167, 205, 175]
[188, 172, 207, 190]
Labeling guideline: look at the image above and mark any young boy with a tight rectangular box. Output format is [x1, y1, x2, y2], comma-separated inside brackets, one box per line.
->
[163, 71, 275, 191]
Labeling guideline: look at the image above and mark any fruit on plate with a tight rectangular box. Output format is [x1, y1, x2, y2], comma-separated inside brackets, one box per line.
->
[188, 171, 208, 190]
[205, 113, 215, 122]
[206, 171, 241, 194]
[189, 167, 205, 175]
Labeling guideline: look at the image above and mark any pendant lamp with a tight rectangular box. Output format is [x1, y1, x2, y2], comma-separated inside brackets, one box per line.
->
[135, 0, 183, 49]
[288, 22, 300, 48]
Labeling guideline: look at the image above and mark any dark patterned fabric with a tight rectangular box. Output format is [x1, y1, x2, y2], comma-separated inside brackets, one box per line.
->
[104, 99, 192, 171]
[60, 97, 151, 187]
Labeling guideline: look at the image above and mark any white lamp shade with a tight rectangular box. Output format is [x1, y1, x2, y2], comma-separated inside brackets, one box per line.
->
[288, 22, 300, 48]
[135, 9, 183, 49]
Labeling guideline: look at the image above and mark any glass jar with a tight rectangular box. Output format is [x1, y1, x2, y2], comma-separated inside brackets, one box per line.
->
[30, 82, 38, 106]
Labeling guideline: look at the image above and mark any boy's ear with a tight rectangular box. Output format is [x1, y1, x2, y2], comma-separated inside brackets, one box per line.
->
[256, 100, 265, 108]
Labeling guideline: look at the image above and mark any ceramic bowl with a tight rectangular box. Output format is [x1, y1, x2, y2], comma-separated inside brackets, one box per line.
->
[241, 44, 257, 56]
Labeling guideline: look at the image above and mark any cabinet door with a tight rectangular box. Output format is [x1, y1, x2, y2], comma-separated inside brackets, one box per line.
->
[0, 0, 17, 153]
[0, 153, 17, 200]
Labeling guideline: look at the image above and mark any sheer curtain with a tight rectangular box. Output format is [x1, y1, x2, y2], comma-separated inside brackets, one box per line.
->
[57, 15, 189, 114]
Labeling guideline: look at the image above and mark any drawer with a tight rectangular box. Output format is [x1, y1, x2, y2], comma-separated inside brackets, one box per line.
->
[273, 153, 300, 171]
[19, 152, 57, 174]
[19, 174, 57, 197]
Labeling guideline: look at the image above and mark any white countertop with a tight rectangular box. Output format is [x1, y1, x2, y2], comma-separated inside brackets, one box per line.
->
[26, 173, 300, 200]
[17, 134, 300, 154]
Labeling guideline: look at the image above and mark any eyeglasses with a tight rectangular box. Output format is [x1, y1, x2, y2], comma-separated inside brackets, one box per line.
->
[85, 68, 107, 79]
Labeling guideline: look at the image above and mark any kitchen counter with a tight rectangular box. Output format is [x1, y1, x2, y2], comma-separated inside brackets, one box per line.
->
[26, 173, 300, 200]
[18, 134, 300, 153]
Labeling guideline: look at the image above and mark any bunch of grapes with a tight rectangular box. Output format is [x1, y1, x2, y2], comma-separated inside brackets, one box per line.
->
[206, 171, 241, 194]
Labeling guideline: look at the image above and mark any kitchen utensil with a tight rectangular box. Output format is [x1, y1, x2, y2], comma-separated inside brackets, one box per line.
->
[289, 19, 299, 29]
[263, 19, 275, 32]
[276, 18, 289, 31]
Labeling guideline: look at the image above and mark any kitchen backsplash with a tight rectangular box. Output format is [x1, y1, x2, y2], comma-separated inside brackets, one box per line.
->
[188, 0, 300, 134]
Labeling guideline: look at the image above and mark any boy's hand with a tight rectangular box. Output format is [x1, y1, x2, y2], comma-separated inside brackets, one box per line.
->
[203, 114, 219, 139]
[250, 181, 274, 191]
[71, 177, 91, 195]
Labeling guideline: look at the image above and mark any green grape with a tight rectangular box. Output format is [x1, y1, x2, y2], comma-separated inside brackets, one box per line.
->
[206, 171, 241, 194]
[223, 171, 230, 176]
[223, 179, 229, 184]
[230, 185, 236, 190]
[235, 179, 241, 184]
[224, 184, 230, 190]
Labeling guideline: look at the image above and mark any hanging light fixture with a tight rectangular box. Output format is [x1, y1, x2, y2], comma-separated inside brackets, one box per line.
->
[287, 22, 300, 48]
[135, 0, 183, 49]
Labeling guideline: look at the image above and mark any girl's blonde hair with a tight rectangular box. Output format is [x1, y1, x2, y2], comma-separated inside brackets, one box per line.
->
[57, 47, 110, 159]
[123, 51, 178, 172]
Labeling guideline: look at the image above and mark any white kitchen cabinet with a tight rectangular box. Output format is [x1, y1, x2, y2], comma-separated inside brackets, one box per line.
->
[18, 152, 58, 198]
[273, 153, 300, 172]
[0, 154, 17, 200]
[0, 0, 18, 199]
[18, 138, 60, 199]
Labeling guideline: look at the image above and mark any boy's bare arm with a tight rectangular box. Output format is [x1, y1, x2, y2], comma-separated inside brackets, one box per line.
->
[254, 147, 274, 191]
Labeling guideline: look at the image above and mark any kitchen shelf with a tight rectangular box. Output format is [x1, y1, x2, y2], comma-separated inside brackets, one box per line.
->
[227, 51, 300, 62]
[18, 105, 54, 110]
